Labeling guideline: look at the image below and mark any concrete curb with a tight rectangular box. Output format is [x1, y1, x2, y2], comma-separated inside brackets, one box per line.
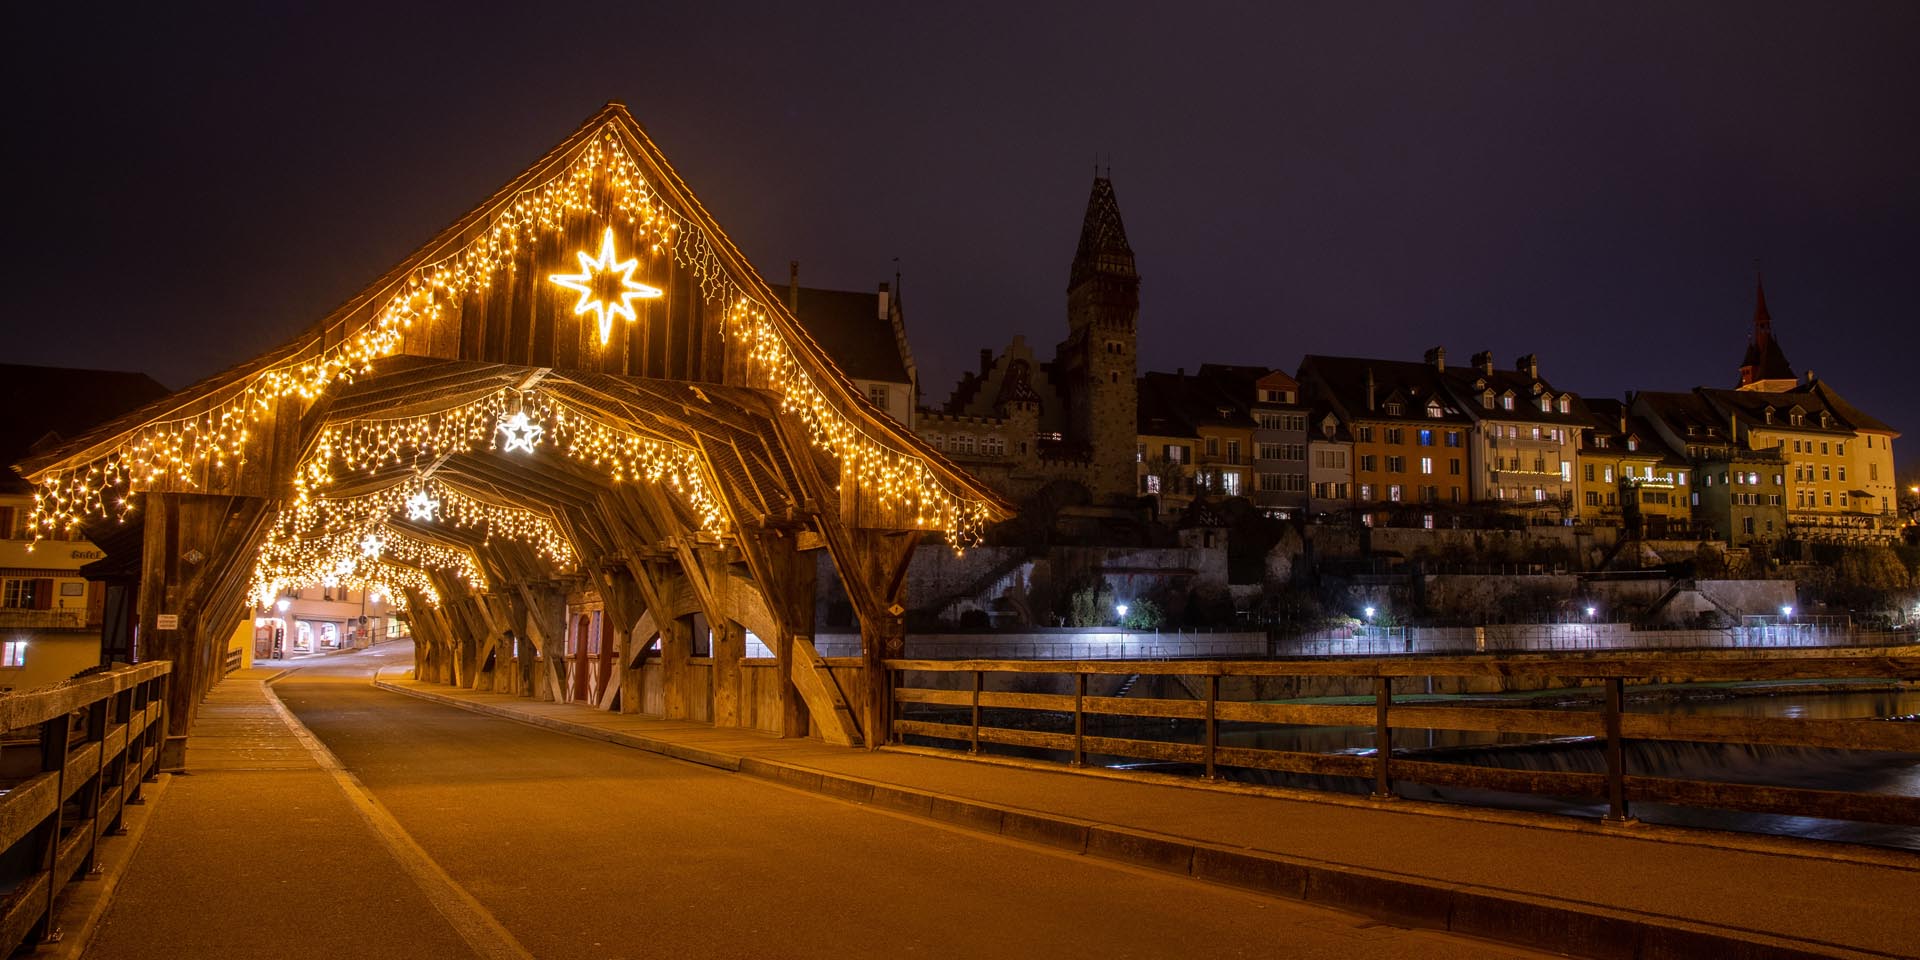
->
[372, 677, 1890, 960]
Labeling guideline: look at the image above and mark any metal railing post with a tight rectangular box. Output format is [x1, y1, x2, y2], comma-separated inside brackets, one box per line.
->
[1371, 676, 1394, 800]
[969, 670, 982, 755]
[1604, 677, 1630, 822]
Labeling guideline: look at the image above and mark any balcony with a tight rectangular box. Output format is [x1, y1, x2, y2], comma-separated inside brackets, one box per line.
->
[0, 609, 90, 630]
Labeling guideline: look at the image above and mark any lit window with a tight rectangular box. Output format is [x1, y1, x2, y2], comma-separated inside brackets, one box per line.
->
[1420, 457, 1433, 474]
[1, 641, 24, 668]
[1388, 485, 1403, 502]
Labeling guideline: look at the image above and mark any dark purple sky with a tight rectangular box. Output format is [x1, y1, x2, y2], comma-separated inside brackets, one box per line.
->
[6, 3, 1916, 469]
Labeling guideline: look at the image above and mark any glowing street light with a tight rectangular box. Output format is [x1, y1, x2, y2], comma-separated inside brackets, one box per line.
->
[1781, 605, 1794, 618]
[1364, 606, 1376, 621]
[1115, 603, 1129, 621]
[276, 598, 291, 612]
[1585, 606, 1597, 619]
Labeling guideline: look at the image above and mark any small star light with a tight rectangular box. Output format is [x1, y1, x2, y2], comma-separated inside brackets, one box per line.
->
[360, 534, 386, 559]
[549, 226, 663, 345]
[406, 490, 440, 522]
[321, 574, 340, 589]
[497, 410, 544, 454]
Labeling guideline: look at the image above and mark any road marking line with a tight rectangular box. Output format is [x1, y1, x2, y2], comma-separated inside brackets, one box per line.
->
[261, 680, 535, 960]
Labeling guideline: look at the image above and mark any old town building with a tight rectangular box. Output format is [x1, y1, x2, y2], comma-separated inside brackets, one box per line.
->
[773, 266, 918, 428]
[1578, 399, 1695, 537]
[1434, 350, 1587, 521]
[1296, 354, 1473, 526]
[917, 176, 1140, 506]
[0, 364, 169, 691]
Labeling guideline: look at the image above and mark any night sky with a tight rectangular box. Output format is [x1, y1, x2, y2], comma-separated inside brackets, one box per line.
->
[5, 3, 1916, 470]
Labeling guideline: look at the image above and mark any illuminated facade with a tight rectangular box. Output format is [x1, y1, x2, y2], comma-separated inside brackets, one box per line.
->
[1296, 354, 1472, 525]
[1577, 399, 1694, 537]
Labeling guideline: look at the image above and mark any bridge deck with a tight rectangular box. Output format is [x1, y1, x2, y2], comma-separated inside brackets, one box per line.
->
[75, 647, 1551, 960]
[377, 664, 1920, 960]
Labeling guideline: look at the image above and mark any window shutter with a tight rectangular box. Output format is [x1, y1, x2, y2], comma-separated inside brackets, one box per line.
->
[34, 579, 55, 610]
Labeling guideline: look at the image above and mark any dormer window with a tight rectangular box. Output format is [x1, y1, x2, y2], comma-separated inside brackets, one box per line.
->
[1556, 397, 1570, 414]
[1481, 391, 1494, 409]
[1539, 396, 1552, 413]
[1384, 402, 1402, 416]
[1627, 438, 1638, 451]
[1819, 411, 1831, 428]
[1426, 401, 1443, 418]
[1594, 436, 1609, 449]
[1789, 408, 1805, 426]
[1501, 393, 1514, 411]
[1763, 406, 1775, 424]
[1686, 425, 1697, 436]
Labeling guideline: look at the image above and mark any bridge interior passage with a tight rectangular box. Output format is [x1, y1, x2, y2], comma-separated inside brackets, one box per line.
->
[15, 102, 1009, 759]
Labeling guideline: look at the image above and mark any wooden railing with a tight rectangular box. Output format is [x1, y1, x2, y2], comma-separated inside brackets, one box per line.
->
[0, 662, 170, 952]
[886, 655, 1920, 827]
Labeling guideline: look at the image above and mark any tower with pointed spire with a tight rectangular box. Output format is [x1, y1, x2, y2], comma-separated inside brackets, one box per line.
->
[1058, 174, 1140, 499]
[1736, 277, 1797, 392]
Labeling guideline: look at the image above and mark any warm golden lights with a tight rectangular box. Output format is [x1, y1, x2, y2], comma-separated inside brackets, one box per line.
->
[550, 226, 663, 345]
[27, 119, 996, 570]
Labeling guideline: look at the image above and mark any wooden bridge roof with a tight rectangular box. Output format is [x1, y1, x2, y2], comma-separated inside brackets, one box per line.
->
[18, 102, 1009, 581]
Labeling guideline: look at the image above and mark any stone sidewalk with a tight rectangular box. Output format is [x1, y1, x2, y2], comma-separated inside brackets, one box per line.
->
[376, 668, 1920, 960]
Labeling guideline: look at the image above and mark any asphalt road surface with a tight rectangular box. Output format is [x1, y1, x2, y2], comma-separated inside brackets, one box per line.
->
[266, 648, 1550, 959]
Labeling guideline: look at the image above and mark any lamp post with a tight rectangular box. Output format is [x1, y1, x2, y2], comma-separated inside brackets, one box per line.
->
[1115, 603, 1129, 626]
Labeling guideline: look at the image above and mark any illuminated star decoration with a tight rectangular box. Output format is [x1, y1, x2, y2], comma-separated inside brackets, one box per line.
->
[360, 534, 385, 559]
[549, 227, 663, 345]
[497, 411, 544, 454]
[405, 490, 440, 522]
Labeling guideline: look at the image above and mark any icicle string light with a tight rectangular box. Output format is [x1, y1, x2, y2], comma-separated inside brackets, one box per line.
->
[293, 388, 725, 534]
[28, 124, 993, 549]
[250, 521, 484, 612]
[282, 476, 578, 570]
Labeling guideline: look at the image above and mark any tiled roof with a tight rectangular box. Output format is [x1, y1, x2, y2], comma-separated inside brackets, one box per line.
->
[762, 281, 911, 384]
[1737, 280, 1795, 386]
[1069, 177, 1136, 290]
[1297, 355, 1473, 425]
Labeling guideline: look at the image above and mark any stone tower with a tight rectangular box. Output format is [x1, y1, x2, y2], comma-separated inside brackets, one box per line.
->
[1059, 175, 1140, 501]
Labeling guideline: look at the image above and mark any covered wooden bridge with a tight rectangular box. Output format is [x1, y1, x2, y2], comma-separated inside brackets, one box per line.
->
[16, 102, 1009, 762]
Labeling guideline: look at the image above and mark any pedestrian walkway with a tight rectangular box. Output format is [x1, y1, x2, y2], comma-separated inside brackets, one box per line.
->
[376, 668, 1920, 960]
[79, 668, 484, 960]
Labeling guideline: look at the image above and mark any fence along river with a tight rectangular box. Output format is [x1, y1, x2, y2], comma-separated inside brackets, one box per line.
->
[887, 653, 1920, 851]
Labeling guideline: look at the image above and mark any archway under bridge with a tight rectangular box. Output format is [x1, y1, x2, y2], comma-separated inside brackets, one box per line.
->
[14, 102, 1010, 764]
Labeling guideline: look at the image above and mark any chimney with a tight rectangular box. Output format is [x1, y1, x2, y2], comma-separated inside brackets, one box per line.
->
[980, 349, 994, 375]
[1423, 346, 1446, 371]
[1365, 367, 1376, 411]
[787, 260, 799, 313]
[1516, 354, 1539, 379]
[1805, 370, 1817, 384]
[1471, 351, 1494, 375]
[877, 281, 890, 319]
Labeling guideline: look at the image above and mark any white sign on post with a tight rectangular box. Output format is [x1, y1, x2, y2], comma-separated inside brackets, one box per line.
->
[155, 614, 179, 631]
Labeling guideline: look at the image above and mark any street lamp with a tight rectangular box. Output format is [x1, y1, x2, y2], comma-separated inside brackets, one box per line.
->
[1364, 606, 1376, 621]
[276, 598, 291, 612]
[1115, 603, 1129, 622]
[1585, 606, 1597, 619]
[1780, 605, 1794, 618]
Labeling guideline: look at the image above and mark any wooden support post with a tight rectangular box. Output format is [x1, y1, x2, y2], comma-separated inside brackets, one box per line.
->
[1072, 673, 1086, 767]
[711, 616, 745, 727]
[1204, 674, 1219, 780]
[1605, 677, 1631, 822]
[1371, 676, 1394, 800]
[970, 670, 982, 754]
[660, 614, 691, 720]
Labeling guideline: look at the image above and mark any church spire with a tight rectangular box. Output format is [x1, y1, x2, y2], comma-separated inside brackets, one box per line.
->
[1069, 175, 1137, 292]
[1736, 274, 1796, 390]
